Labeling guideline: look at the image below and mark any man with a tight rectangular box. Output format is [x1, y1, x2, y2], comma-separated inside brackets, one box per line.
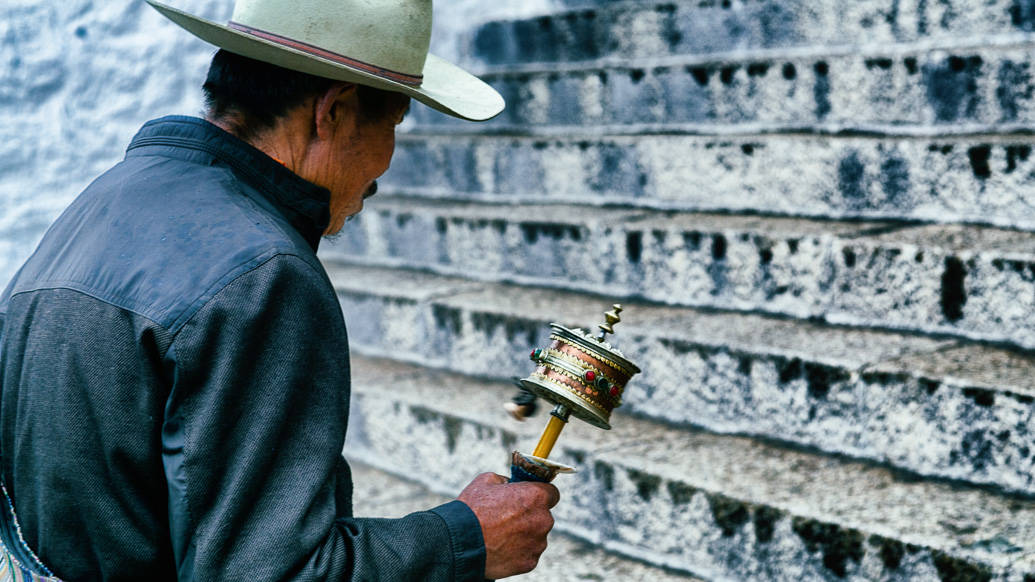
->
[0, 0, 557, 580]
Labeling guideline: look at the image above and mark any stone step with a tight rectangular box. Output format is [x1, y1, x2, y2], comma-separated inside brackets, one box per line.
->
[383, 132, 1035, 230]
[344, 354, 1035, 582]
[410, 44, 1035, 130]
[324, 197, 1035, 350]
[324, 261, 1035, 496]
[348, 460, 707, 581]
[466, 0, 1035, 66]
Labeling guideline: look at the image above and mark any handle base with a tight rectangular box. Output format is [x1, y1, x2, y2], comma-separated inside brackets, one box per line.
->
[508, 451, 575, 483]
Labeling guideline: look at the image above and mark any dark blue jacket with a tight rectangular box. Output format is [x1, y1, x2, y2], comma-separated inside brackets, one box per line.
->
[0, 116, 484, 581]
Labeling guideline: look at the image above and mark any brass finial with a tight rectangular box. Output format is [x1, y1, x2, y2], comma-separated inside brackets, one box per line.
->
[596, 304, 623, 342]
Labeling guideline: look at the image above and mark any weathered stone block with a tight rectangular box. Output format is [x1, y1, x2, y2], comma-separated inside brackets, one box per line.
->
[349, 462, 710, 581]
[327, 262, 1035, 495]
[467, 0, 1035, 66]
[345, 355, 1035, 581]
[327, 198, 1035, 348]
[411, 48, 1035, 129]
[384, 134, 1035, 230]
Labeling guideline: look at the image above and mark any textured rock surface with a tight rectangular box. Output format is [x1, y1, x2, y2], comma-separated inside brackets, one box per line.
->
[324, 197, 1035, 347]
[466, 0, 1035, 65]
[329, 262, 1035, 497]
[381, 133, 1035, 229]
[346, 355, 1035, 582]
[331, 0, 1035, 578]
[413, 48, 1035, 130]
[349, 461, 706, 581]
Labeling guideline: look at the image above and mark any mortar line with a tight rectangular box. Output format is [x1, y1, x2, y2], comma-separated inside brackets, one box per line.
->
[367, 189, 1035, 233]
[332, 260, 1035, 352]
[469, 31, 1035, 77]
[400, 121, 1035, 140]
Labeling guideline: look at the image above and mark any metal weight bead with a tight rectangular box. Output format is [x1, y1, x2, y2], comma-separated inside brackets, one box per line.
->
[597, 304, 623, 340]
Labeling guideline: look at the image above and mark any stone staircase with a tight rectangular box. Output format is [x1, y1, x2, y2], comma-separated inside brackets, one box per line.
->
[350, 461, 707, 581]
[319, 0, 1035, 580]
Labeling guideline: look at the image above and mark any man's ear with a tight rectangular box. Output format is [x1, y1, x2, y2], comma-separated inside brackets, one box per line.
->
[313, 82, 358, 140]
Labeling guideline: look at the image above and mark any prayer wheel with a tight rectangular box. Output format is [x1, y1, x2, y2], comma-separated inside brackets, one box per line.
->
[509, 305, 641, 483]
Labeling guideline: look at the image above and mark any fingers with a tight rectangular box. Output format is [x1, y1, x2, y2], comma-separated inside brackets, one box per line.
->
[509, 481, 560, 509]
[534, 507, 558, 538]
[464, 473, 559, 509]
[458, 473, 558, 579]
[538, 482, 560, 508]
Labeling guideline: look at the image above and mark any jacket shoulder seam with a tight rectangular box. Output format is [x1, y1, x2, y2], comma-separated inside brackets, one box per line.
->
[6, 284, 169, 331]
[167, 251, 322, 338]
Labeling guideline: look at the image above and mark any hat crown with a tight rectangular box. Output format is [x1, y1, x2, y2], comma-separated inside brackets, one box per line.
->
[231, 0, 432, 76]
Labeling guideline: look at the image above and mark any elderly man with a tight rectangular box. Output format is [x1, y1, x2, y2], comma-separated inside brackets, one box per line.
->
[0, 1, 557, 580]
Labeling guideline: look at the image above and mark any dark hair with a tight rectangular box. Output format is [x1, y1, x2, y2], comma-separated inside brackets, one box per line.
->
[203, 49, 410, 140]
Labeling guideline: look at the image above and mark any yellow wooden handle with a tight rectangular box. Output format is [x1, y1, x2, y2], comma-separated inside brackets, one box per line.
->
[532, 414, 567, 459]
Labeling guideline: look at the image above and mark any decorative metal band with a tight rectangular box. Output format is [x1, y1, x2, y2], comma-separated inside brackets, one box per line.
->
[534, 364, 587, 396]
[551, 337, 632, 384]
[535, 364, 616, 413]
[544, 347, 620, 389]
[532, 369, 611, 417]
[536, 352, 621, 410]
[539, 350, 589, 381]
[228, 21, 424, 86]
[550, 323, 639, 373]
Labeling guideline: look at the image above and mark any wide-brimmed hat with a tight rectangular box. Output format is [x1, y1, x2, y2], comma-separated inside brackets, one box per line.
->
[146, 0, 504, 121]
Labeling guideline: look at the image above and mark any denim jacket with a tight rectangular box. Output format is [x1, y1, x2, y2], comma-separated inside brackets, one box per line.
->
[0, 116, 484, 581]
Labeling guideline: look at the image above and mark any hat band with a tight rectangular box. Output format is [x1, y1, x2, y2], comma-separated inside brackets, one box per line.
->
[228, 21, 424, 86]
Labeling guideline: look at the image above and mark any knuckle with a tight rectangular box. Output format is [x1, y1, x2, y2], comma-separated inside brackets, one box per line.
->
[520, 556, 539, 573]
[536, 519, 552, 537]
[532, 510, 549, 526]
[539, 483, 560, 507]
[518, 484, 543, 502]
[538, 484, 554, 503]
[534, 484, 555, 505]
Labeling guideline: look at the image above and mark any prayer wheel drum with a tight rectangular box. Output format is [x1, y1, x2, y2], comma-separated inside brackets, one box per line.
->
[521, 320, 640, 430]
[509, 304, 642, 483]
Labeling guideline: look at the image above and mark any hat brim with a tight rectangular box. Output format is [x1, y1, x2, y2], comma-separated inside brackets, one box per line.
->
[147, 0, 504, 121]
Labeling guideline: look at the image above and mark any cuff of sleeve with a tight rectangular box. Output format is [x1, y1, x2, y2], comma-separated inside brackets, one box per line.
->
[430, 500, 486, 582]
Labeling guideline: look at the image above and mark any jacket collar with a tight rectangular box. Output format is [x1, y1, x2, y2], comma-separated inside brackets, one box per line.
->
[125, 115, 331, 250]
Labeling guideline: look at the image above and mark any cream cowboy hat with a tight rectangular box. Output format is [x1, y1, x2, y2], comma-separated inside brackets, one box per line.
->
[146, 0, 504, 121]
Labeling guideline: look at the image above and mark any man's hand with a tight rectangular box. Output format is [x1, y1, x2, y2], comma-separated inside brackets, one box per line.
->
[457, 472, 560, 579]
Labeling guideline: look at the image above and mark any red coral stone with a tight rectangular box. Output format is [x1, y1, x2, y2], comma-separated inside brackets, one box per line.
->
[610, 386, 620, 397]
[584, 370, 596, 382]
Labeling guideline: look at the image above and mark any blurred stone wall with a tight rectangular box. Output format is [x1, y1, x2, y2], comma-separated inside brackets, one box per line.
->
[0, 0, 556, 288]
[1, 1, 216, 285]
[321, 0, 1035, 579]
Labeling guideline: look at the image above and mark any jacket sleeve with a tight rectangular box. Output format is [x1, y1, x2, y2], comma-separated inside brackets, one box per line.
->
[161, 253, 485, 581]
